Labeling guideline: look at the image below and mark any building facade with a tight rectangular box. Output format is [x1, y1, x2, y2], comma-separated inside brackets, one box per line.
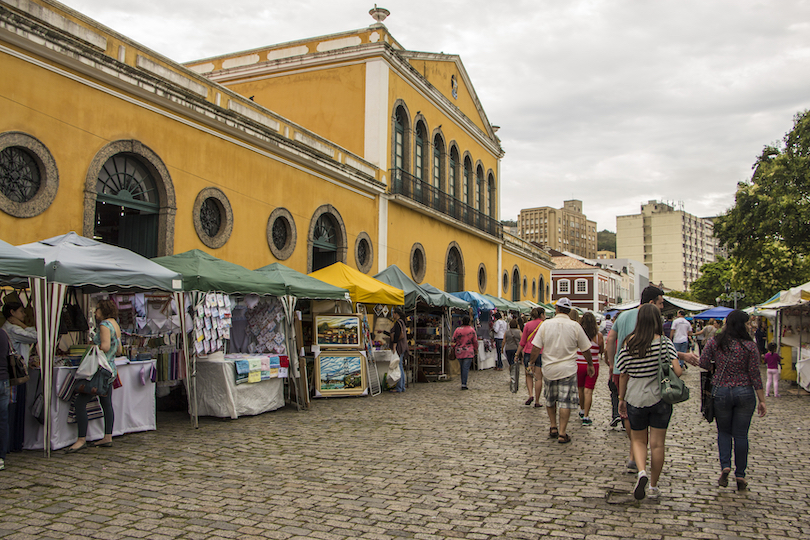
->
[616, 200, 717, 291]
[549, 250, 620, 312]
[0, 1, 553, 299]
[517, 200, 597, 259]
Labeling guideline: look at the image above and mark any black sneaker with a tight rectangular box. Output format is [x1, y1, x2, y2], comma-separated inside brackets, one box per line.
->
[609, 416, 622, 428]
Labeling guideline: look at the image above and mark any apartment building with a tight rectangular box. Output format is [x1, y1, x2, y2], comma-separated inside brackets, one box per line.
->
[517, 200, 597, 259]
[616, 200, 718, 291]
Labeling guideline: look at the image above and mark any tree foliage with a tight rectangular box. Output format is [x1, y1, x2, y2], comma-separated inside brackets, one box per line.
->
[597, 230, 616, 253]
[689, 258, 733, 305]
[714, 110, 810, 304]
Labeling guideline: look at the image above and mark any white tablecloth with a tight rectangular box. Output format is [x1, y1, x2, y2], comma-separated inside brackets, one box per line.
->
[477, 342, 496, 370]
[192, 352, 284, 419]
[23, 359, 157, 451]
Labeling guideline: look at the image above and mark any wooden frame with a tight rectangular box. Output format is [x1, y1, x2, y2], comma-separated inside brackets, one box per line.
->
[315, 314, 362, 349]
[315, 351, 367, 396]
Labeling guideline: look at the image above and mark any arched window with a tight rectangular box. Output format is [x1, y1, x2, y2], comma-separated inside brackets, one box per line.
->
[433, 134, 444, 208]
[488, 173, 496, 217]
[394, 107, 407, 172]
[445, 245, 463, 293]
[448, 147, 458, 215]
[476, 165, 484, 212]
[512, 268, 521, 302]
[463, 157, 471, 206]
[414, 122, 427, 203]
[539, 276, 545, 303]
[94, 153, 160, 258]
[312, 213, 339, 271]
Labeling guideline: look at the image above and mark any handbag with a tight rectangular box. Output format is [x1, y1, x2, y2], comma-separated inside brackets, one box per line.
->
[30, 374, 45, 425]
[74, 367, 113, 397]
[700, 369, 715, 422]
[59, 289, 89, 335]
[658, 337, 690, 404]
[4, 330, 30, 386]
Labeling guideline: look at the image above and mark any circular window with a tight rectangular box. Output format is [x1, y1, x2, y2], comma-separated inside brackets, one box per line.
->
[502, 271, 509, 292]
[267, 208, 296, 260]
[410, 242, 426, 282]
[355, 232, 373, 273]
[523, 277, 528, 296]
[477, 264, 487, 293]
[193, 187, 233, 248]
[0, 132, 58, 218]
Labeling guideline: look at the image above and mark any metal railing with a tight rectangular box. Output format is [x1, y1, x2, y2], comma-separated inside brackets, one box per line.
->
[389, 169, 503, 239]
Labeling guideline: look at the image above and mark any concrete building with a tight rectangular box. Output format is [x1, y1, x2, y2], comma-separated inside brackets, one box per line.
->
[517, 200, 597, 259]
[596, 258, 649, 305]
[597, 250, 615, 259]
[0, 1, 554, 299]
[616, 200, 717, 291]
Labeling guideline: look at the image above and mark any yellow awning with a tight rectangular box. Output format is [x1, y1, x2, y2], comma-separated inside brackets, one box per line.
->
[309, 262, 404, 305]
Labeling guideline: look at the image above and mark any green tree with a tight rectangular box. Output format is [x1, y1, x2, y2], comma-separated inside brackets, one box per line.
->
[715, 110, 810, 303]
[689, 258, 733, 305]
[597, 230, 616, 253]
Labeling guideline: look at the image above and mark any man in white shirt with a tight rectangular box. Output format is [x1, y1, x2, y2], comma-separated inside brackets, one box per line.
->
[670, 310, 692, 368]
[492, 312, 507, 371]
[529, 298, 593, 444]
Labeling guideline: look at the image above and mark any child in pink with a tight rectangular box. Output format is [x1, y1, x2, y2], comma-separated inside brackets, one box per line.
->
[764, 342, 781, 397]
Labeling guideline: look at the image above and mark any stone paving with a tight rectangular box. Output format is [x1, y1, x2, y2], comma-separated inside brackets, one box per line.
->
[1, 365, 809, 539]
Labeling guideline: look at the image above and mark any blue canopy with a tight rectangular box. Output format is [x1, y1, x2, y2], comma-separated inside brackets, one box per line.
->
[449, 291, 495, 311]
[692, 306, 734, 320]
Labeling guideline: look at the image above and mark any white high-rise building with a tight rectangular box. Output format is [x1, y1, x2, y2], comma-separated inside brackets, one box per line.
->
[616, 200, 718, 291]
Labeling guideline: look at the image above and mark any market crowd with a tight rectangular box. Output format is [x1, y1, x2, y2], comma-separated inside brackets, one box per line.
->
[451, 285, 769, 501]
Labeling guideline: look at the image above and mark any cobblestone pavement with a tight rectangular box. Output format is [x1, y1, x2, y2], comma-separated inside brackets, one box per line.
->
[2, 365, 809, 539]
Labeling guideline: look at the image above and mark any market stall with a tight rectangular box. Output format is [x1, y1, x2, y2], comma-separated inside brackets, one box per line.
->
[374, 265, 470, 382]
[309, 262, 404, 395]
[152, 250, 293, 423]
[17, 232, 183, 455]
[758, 281, 810, 392]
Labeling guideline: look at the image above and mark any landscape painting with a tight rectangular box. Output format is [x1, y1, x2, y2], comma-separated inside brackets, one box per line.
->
[315, 352, 366, 396]
[315, 314, 362, 348]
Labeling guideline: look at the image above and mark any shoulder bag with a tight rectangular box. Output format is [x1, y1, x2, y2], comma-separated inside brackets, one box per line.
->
[30, 374, 45, 424]
[658, 337, 690, 404]
[4, 329, 30, 386]
[700, 361, 716, 422]
[59, 289, 89, 335]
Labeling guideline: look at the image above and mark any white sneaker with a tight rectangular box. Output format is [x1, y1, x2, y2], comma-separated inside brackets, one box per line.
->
[647, 486, 660, 499]
[0, 458, 4, 471]
[634, 471, 648, 500]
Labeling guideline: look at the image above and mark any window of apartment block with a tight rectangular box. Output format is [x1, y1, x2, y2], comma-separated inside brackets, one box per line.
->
[558, 279, 570, 294]
[575, 279, 587, 294]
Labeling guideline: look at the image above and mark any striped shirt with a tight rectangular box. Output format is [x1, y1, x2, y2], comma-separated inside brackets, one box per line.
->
[616, 336, 677, 379]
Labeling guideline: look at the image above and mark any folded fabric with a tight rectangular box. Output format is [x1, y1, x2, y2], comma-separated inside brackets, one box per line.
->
[279, 355, 289, 368]
[58, 371, 77, 401]
[67, 395, 102, 424]
[268, 355, 280, 368]
[248, 358, 262, 372]
[234, 360, 250, 375]
[260, 357, 270, 371]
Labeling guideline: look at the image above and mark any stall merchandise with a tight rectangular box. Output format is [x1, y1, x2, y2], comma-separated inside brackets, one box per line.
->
[17, 232, 183, 456]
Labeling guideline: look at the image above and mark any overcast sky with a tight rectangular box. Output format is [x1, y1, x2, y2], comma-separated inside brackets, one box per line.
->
[65, 0, 810, 231]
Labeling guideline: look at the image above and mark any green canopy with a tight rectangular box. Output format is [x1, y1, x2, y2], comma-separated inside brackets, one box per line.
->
[153, 249, 285, 295]
[420, 283, 471, 310]
[1, 237, 45, 285]
[373, 265, 430, 310]
[254, 262, 349, 300]
[482, 293, 526, 314]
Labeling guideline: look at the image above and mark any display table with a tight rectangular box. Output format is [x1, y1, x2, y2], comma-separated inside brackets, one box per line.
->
[371, 349, 413, 387]
[477, 342, 496, 370]
[193, 352, 284, 419]
[23, 359, 157, 451]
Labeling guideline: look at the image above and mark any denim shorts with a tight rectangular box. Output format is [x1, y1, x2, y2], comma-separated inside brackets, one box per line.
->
[627, 399, 673, 430]
[522, 353, 542, 368]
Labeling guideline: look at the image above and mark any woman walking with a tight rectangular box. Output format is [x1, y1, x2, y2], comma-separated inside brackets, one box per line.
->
[518, 308, 544, 406]
[616, 303, 681, 500]
[577, 312, 602, 426]
[452, 315, 478, 390]
[691, 310, 766, 490]
[503, 318, 522, 392]
[65, 299, 122, 453]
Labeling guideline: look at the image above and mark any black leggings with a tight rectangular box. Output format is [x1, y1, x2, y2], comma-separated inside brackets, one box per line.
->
[74, 391, 114, 438]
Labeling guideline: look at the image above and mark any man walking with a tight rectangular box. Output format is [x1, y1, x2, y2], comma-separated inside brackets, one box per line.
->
[670, 310, 692, 368]
[529, 298, 593, 444]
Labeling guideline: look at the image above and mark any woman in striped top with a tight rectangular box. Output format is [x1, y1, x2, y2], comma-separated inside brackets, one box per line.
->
[616, 303, 682, 500]
[577, 312, 603, 426]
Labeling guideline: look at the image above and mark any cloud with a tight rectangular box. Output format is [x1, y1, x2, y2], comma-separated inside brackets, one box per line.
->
[65, 0, 810, 230]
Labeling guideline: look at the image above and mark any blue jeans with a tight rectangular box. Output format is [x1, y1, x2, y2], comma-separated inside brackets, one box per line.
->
[714, 386, 756, 478]
[0, 380, 9, 459]
[396, 353, 406, 392]
[674, 341, 689, 367]
[494, 338, 503, 369]
[460, 358, 473, 387]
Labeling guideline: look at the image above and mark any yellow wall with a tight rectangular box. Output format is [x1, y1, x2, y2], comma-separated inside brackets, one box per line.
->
[406, 58, 489, 135]
[501, 251, 552, 303]
[0, 49, 377, 272]
[223, 64, 367, 156]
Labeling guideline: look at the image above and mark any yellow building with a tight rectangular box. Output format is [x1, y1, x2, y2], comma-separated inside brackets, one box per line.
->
[517, 200, 597, 259]
[616, 200, 717, 291]
[0, 0, 552, 300]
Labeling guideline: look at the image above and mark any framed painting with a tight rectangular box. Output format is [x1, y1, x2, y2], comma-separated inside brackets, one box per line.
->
[315, 351, 367, 396]
[315, 314, 362, 349]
